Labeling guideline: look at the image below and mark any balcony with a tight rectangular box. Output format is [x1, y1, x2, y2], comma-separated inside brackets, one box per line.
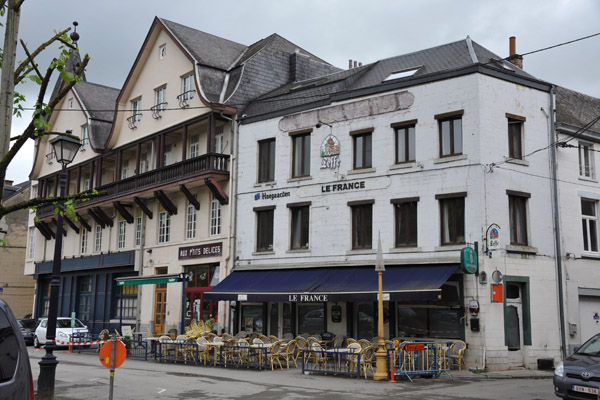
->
[36, 153, 229, 219]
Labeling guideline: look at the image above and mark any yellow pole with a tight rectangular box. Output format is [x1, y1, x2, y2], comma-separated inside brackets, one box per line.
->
[373, 269, 388, 380]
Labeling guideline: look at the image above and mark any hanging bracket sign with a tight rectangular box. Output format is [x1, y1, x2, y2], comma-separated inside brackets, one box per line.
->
[461, 247, 478, 274]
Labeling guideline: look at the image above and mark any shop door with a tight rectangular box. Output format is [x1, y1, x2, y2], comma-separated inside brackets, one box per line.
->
[185, 292, 215, 328]
[153, 268, 168, 334]
[269, 303, 293, 337]
[357, 302, 375, 340]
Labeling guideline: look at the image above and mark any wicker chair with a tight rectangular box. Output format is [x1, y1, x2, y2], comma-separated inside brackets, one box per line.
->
[346, 338, 358, 345]
[346, 342, 362, 372]
[258, 334, 269, 343]
[359, 339, 371, 350]
[282, 332, 294, 341]
[360, 346, 377, 378]
[268, 335, 279, 344]
[278, 339, 298, 368]
[267, 341, 284, 370]
[449, 340, 466, 371]
[234, 330, 248, 339]
[331, 335, 345, 348]
[158, 335, 175, 360]
[308, 343, 327, 369]
[195, 337, 210, 365]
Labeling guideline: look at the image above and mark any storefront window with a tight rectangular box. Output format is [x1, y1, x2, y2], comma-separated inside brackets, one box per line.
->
[396, 306, 461, 339]
[184, 264, 219, 328]
[297, 303, 324, 335]
[242, 304, 264, 333]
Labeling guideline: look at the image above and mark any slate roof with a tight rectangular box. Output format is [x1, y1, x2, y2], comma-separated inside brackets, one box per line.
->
[4, 181, 30, 201]
[74, 81, 119, 151]
[555, 86, 600, 134]
[242, 37, 542, 121]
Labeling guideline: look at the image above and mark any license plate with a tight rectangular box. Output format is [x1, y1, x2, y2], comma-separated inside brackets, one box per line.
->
[572, 385, 599, 395]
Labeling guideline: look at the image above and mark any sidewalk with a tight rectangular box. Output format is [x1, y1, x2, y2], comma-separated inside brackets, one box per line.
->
[448, 367, 553, 380]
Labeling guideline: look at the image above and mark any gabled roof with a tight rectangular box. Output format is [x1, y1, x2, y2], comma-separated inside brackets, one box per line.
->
[242, 37, 543, 122]
[73, 81, 120, 151]
[4, 181, 30, 201]
[555, 86, 600, 134]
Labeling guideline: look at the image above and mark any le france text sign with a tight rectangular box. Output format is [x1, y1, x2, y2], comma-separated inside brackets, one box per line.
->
[179, 242, 222, 260]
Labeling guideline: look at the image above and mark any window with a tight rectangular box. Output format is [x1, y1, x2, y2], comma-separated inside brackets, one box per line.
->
[579, 142, 595, 179]
[77, 276, 92, 321]
[256, 207, 274, 252]
[189, 135, 200, 158]
[116, 285, 138, 319]
[181, 74, 195, 101]
[508, 192, 529, 246]
[159, 44, 166, 59]
[290, 204, 309, 249]
[437, 112, 463, 157]
[394, 122, 416, 163]
[94, 225, 102, 252]
[154, 86, 167, 117]
[68, 98, 73, 109]
[582, 198, 598, 253]
[292, 132, 311, 178]
[393, 199, 418, 247]
[353, 130, 372, 169]
[135, 216, 142, 247]
[351, 202, 373, 249]
[215, 125, 224, 153]
[163, 144, 172, 166]
[158, 210, 171, 243]
[80, 228, 88, 254]
[131, 98, 142, 122]
[507, 115, 524, 159]
[121, 159, 129, 179]
[186, 200, 197, 240]
[438, 194, 465, 245]
[258, 138, 275, 182]
[81, 125, 89, 146]
[117, 220, 126, 249]
[210, 196, 222, 236]
[83, 172, 91, 191]
[139, 153, 148, 173]
[27, 227, 35, 260]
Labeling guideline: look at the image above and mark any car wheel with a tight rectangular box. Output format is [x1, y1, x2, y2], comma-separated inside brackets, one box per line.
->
[34, 336, 40, 348]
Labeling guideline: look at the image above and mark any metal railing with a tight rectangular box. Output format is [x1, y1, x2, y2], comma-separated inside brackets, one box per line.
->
[387, 342, 452, 382]
[301, 348, 361, 378]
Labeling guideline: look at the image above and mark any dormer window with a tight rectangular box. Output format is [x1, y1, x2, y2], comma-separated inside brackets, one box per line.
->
[159, 44, 166, 59]
[383, 67, 420, 82]
[152, 86, 167, 119]
[128, 97, 142, 129]
[178, 74, 195, 107]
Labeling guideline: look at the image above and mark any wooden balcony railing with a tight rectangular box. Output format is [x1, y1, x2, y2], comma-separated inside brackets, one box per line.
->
[36, 153, 229, 219]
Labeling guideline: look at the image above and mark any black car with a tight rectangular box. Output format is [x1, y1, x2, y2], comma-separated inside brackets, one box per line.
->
[17, 318, 38, 345]
[554, 332, 600, 399]
[0, 299, 34, 399]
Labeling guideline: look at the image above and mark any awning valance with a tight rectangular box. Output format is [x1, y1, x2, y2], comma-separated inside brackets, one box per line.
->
[205, 264, 457, 302]
[116, 274, 182, 286]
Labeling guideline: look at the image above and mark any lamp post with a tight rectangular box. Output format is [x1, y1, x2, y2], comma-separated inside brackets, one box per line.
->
[37, 134, 81, 400]
[373, 231, 388, 381]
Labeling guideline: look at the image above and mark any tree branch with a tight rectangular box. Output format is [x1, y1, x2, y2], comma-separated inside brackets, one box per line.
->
[14, 64, 34, 85]
[14, 27, 70, 80]
[19, 39, 43, 80]
[0, 190, 105, 221]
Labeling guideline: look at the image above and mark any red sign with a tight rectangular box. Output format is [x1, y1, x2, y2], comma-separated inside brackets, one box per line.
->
[178, 242, 222, 260]
[99, 340, 127, 369]
[404, 343, 425, 352]
[491, 284, 503, 303]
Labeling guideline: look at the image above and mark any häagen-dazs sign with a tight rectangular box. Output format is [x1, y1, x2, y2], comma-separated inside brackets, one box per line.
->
[179, 242, 222, 260]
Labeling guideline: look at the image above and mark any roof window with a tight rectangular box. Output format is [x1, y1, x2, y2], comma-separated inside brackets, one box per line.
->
[383, 68, 420, 82]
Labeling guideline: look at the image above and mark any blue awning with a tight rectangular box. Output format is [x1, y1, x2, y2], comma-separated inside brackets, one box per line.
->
[205, 264, 458, 302]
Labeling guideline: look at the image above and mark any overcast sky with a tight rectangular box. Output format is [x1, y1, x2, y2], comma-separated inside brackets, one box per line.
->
[5, 0, 600, 184]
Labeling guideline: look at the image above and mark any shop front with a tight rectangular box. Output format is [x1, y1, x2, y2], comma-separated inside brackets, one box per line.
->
[206, 264, 464, 340]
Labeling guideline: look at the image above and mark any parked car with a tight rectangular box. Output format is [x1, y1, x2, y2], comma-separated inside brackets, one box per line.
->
[554, 332, 600, 399]
[17, 318, 39, 345]
[34, 317, 89, 348]
[0, 299, 34, 399]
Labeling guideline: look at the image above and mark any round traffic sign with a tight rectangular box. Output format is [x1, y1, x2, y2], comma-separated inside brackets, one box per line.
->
[99, 339, 127, 369]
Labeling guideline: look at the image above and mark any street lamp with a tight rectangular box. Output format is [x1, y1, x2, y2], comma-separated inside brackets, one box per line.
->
[37, 134, 81, 400]
[373, 231, 388, 381]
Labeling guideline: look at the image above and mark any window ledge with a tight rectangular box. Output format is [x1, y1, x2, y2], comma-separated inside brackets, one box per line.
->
[389, 162, 420, 171]
[506, 245, 538, 254]
[286, 248, 310, 254]
[389, 246, 420, 253]
[346, 249, 375, 255]
[254, 181, 277, 188]
[347, 167, 376, 175]
[578, 176, 598, 183]
[252, 251, 275, 256]
[433, 154, 467, 164]
[434, 244, 465, 251]
[581, 253, 600, 260]
[288, 176, 312, 183]
[504, 157, 529, 167]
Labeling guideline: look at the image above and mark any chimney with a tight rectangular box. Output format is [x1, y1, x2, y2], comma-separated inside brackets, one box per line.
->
[349, 59, 353, 69]
[508, 36, 523, 69]
[353, 60, 358, 68]
[4, 180, 13, 186]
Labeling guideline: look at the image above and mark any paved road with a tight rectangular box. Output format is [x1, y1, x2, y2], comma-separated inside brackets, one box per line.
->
[29, 347, 556, 400]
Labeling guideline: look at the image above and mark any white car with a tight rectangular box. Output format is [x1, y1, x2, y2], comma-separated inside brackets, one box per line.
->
[34, 317, 89, 347]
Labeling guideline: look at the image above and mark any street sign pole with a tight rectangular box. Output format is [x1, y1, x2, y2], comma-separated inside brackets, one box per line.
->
[109, 335, 116, 400]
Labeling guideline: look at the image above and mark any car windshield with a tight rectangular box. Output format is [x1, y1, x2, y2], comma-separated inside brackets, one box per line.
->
[57, 319, 84, 328]
[18, 319, 38, 329]
[576, 335, 600, 356]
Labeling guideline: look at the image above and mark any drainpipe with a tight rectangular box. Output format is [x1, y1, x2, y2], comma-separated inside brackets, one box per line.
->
[549, 85, 568, 359]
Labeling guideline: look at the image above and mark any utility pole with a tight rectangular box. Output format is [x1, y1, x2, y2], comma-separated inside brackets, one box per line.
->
[0, 0, 21, 199]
